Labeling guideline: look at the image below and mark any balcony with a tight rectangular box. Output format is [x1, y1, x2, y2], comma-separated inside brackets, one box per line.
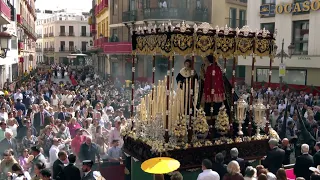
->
[225, 18, 247, 29]
[94, 37, 108, 48]
[59, 47, 75, 52]
[90, 24, 96, 34]
[49, 33, 54, 37]
[36, 34, 42, 38]
[68, 32, 75, 36]
[80, 32, 91, 37]
[36, 48, 42, 52]
[103, 42, 132, 54]
[59, 32, 66, 36]
[95, 0, 108, 16]
[44, 47, 54, 52]
[0, 0, 11, 24]
[141, 8, 209, 22]
[43, 33, 48, 38]
[226, 0, 247, 6]
[18, 17, 37, 40]
[122, 10, 137, 22]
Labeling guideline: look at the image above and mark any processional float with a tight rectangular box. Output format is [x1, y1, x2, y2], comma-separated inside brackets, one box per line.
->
[122, 21, 280, 168]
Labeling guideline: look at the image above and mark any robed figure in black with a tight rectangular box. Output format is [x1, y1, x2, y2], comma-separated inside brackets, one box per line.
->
[176, 59, 198, 115]
[176, 59, 198, 87]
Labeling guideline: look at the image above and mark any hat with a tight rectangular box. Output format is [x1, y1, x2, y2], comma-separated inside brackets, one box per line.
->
[82, 160, 94, 167]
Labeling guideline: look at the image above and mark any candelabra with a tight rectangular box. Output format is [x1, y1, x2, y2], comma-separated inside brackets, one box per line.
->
[253, 98, 266, 136]
[235, 96, 248, 136]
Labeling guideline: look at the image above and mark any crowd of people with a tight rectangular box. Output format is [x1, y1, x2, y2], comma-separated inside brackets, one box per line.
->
[2, 63, 320, 180]
[0, 64, 151, 179]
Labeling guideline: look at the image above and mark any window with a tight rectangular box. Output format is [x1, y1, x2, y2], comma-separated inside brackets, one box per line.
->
[81, 26, 86, 36]
[69, 41, 74, 51]
[143, 0, 150, 8]
[256, 68, 307, 85]
[81, 41, 87, 51]
[229, 8, 237, 28]
[261, 23, 275, 34]
[60, 41, 65, 51]
[292, 20, 309, 55]
[239, 10, 246, 28]
[112, 0, 117, 15]
[262, 0, 275, 4]
[112, 29, 118, 36]
[11, 36, 17, 49]
[130, 0, 136, 10]
[60, 26, 65, 35]
[69, 26, 74, 33]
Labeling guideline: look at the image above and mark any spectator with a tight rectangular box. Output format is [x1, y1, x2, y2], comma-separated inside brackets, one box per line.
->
[230, 147, 246, 175]
[49, 138, 65, 166]
[276, 168, 287, 180]
[107, 139, 122, 162]
[244, 166, 256, 180]
[263, 139, 285, 174]
[223, 160, 244, 180]
[62, 154, 81, 180]
[52, 151, 67, 180]
[170, 171, 183, 180]
[314, 142, 320, 167]
[212, 152, 227, 178]
[40, 169, 51, 180]
[294, 144, 314, 180]
[31, 162, 46, 180]
[197, 159, 220, 180]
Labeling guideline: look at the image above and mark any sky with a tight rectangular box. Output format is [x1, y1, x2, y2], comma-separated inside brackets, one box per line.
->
[35, 0, 92, 12]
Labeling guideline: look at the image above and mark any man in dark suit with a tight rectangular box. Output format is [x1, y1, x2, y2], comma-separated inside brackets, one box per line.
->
[314, 106, 320, 122]
[33, 104, 50, 133]
[263, 139, 285, 174]
[314, 142, 320, 167]
[0, 130, 18, 156]
[81, 160, 95, 180]
[16, 119, 37, 140]
[53, 151, 68, 180]
[63, 154, 81, 180]
[212, 153, 227, 178]
[281, 138, 293, 165]
[294, 144, 314, 180]
[79, 136, 100, 166]
[230, 147, 247, 175]
[14, 99, 26, 115]
[57, 106, 68, 121]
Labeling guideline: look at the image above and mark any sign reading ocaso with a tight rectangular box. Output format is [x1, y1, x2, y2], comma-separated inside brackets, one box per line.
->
[276, 0, 320, 14]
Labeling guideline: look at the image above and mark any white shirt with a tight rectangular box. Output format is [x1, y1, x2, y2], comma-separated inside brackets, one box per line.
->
[278, 104, 286, 112]
[104, 106, 114, 113]
[109, 128, 123, 147]
[14, 93, 23, 102]
[0, 112, 8, 121]
[49, 144, 65, 167]
[197, 169, 220, 180]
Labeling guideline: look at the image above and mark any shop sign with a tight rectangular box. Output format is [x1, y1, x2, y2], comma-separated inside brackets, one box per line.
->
[275, 0, 320, 14]
[298, 56, 311, 60]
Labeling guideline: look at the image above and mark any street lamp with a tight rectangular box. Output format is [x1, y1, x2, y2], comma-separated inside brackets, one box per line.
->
[274, 39, 295, 90]
[0, 32, 11, 58]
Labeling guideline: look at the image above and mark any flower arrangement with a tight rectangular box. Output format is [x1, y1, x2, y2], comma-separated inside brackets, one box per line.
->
[215, 105, 230, 135]
[269, 128, 280, 141]
[173, 115, 188, 137]
[193, 109, 209, 134]
[235, 137, 243, 143]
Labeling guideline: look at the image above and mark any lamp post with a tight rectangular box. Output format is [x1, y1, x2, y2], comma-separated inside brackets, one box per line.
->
[0, 32, 11, 58]
[274, 39, 295, 90]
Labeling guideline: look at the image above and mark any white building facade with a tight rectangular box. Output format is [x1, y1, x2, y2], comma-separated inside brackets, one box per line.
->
[240, 0, 320, 86]
[36, 10, 91, 64]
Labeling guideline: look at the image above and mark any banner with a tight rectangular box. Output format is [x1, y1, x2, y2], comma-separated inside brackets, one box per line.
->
[279, 63, 286, 77]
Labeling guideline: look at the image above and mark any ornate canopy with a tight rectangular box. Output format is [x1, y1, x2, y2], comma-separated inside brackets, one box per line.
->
[131, 21, 277, 59]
